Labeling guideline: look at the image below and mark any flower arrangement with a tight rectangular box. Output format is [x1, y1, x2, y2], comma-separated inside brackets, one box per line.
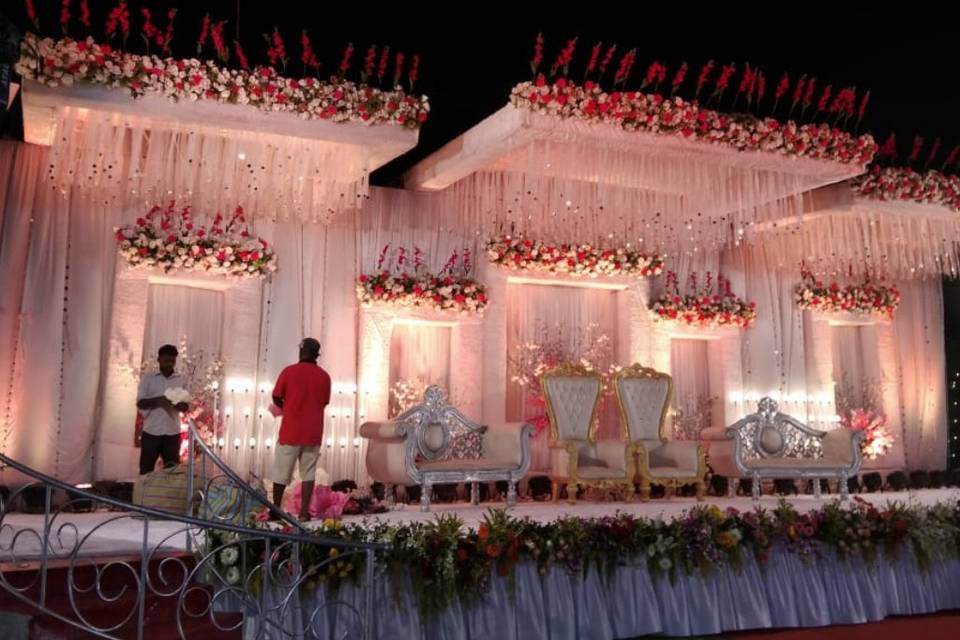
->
[650, 271, 757, 329]
[794, 269, 900, 318]
[17, 33, 429, 129]
[510, 77, 875, 165]
[115, 202, 277, 278]
[210, 499, 960, 617]
[851, 166, 960, 211]
[834, 373, 894, 460]
[357, 245, 488, 314]
[486, 235, 663, 278]
[842, 408, 894, 460]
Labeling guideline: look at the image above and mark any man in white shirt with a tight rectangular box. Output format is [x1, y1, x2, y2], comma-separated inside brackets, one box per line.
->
[136, 344, 190, 474]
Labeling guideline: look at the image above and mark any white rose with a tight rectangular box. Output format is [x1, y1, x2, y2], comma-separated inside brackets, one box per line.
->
[219, 547, 239, 566]
[224, 566, 240, 585]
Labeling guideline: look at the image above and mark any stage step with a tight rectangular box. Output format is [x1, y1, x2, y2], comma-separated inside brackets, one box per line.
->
[0, 552, 242, 640]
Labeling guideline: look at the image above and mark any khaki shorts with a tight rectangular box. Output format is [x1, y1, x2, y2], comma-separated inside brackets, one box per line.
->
[271, 444, 320, 485]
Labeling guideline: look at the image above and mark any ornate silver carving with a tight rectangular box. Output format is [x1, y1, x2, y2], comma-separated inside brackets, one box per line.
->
[389, 385, 534, 512]
[725, 398, 865, 501]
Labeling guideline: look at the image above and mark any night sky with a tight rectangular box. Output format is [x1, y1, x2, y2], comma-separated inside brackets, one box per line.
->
[3, 2, 959, 185]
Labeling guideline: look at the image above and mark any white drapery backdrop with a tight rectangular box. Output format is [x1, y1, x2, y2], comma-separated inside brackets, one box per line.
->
[0, 142, 119, 485]
[0, 137, 951, 486]
[388, 323, 452, 416]
[669, 339, 712, 437]
[893, 279, 947, 469]
[831, 326, 870, 409]
[142, 284, 225, 365]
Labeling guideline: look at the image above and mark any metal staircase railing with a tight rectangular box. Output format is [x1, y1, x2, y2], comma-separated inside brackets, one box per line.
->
[0, 441, 385, 639]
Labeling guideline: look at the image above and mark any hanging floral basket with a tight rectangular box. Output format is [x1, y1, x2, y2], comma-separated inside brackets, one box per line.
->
[357, 245, 487, 314]
[650, 271, 756, 329]
[486, 235, 663, 278]
[115, 202, 277, 278]
[794, 271, 900, 319]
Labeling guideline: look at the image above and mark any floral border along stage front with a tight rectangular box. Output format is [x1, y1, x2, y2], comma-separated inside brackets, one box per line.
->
[794, 272, 900, 319]
[510, 78, 876, 165]
[17, 33, 429, 128]
[213, 498, 960, 617]
[851, 166, 960, 212]
[115, 202, 277, 278]
[485, 236, 664, 278]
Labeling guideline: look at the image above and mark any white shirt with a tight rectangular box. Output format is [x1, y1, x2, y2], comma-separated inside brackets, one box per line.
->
[137, 372, 188, 436]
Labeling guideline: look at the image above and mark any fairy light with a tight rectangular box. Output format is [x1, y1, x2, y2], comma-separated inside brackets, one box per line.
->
[945, 280, 960, 464]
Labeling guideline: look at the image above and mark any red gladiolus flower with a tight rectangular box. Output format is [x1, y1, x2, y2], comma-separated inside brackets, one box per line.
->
[586, 42, 602, 75]
[614, 49, 636, 85]
[908, 136, 924, 164]
[141, 8, 160, 43]
[210, 20, 228, 61]
[301, 30, 319, 70]
[105, 1, 130, 40]
[377, 45, 390, 81]
[696, 60, 715, 97]
[857, 90, 870, 122]
[393, 52, 405, 88]
[715, 63, 736, 94]
[24, 0, 38, 27]
[408, 55, 419, 89]
[803, 78, 816, 108]
[530, 32, 544, 74]
[817, 84, 832, 114]
[197, 14, 210, 52]
[775, 73, 790, 101]
[672, 62, 688, 93]
[599, 44, 617, 77]
[234, 41, 249, 70]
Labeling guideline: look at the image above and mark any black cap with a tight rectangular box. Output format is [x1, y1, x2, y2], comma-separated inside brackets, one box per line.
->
[300, 338, 321, 356]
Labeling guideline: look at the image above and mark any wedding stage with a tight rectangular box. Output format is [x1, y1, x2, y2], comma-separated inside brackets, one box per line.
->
[4, 15, 960, 640]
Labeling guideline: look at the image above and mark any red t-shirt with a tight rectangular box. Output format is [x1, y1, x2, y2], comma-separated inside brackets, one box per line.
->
[272, 362, 331, 446]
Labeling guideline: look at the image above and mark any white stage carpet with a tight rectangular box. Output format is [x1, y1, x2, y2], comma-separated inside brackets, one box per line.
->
[341, 487, 960, 529]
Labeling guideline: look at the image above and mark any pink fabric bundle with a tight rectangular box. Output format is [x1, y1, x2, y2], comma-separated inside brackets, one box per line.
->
[280, 482, 350, 520]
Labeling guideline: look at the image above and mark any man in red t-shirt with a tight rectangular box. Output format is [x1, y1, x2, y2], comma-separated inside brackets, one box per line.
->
[270, 337, 332, 520]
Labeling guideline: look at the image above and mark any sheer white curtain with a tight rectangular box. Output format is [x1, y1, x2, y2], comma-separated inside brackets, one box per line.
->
[894, 279, 948, 469]
[0, 142, 119, 485]
[388, 323, 452, 416]
[670, 339, 712, 438]
[831, 326, 868, 408]
[142, 284, 225, 364]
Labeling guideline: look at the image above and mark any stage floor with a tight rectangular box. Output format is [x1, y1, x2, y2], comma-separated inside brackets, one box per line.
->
[342, 487, 960, 528]
[2, 488, 957, 561]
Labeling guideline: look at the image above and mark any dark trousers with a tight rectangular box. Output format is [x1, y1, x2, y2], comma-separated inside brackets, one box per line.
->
[139, 433, 181, 474]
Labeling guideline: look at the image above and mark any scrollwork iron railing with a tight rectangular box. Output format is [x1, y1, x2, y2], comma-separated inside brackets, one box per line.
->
[0, 420, 386, 640]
